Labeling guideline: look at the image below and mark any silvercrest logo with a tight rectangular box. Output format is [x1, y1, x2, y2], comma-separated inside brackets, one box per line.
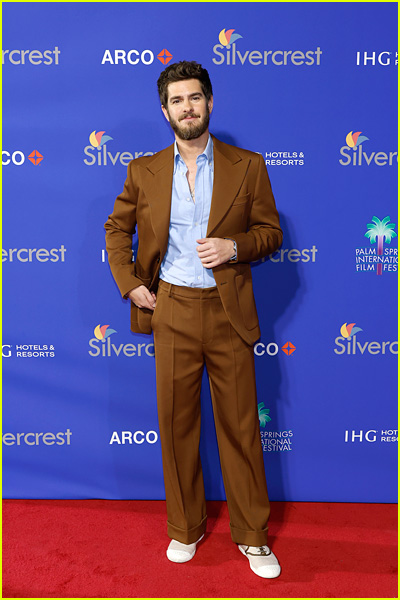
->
[2, 47, 60, 65]
[334, 323, 397, 356]
[213, 44, 322, 66]
[339, 131, 397, 167]
[83, 131, 154, 166]
[212, 30, 321, 66]
[88, 324, 154, 358]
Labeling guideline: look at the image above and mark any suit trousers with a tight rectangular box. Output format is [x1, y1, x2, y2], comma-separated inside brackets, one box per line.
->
[151, 278, 270, 546]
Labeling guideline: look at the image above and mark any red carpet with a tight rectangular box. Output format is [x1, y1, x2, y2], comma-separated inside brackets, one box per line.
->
[2, 500, 397, 598]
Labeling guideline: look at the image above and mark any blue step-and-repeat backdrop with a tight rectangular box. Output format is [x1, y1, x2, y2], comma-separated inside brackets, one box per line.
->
[3, 2, 398, 502]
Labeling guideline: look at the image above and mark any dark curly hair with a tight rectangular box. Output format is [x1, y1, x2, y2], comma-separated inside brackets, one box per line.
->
[157, 61, 213, 106]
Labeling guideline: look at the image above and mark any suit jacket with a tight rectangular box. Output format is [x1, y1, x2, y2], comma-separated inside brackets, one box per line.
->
[104, 134, 282, 346]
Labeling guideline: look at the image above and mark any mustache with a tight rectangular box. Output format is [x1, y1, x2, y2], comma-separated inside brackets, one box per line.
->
[179, 113, 200, 121]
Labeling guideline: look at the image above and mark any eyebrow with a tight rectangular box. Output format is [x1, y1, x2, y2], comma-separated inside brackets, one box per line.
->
[169, 92, 203, 101]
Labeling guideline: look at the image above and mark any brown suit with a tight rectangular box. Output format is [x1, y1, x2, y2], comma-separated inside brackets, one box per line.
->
[105, 135, 282, 546]
[104, 135, 282, 345]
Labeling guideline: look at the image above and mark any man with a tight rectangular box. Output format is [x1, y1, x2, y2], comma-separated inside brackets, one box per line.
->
[105, 61, 283, 579]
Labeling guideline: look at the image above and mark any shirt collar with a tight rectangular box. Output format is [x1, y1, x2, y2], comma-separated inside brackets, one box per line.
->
[174, 134, 213, 173]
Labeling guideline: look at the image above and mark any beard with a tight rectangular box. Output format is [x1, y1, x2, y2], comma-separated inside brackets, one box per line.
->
[167, 105, 210, 140]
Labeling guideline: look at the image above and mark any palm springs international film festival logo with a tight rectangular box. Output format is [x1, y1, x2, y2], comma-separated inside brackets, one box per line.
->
[88, 324, 154, 357]
[355, 216, 397, 275]
[339, 131, 397, 166]
[258, 403, 293, 452]
[334, 323, 397, 356]
[212, 28, 322, 66]
[83, 131, 154, 166]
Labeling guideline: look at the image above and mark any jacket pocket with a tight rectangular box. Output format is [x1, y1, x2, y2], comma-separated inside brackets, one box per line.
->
[232, 192, 251, 207]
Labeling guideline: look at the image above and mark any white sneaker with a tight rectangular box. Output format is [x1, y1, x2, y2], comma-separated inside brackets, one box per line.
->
[238, 544, 281, 578]
[166, 534, 204, 563]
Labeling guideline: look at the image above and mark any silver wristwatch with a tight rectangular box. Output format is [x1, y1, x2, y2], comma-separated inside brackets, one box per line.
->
[231, 240, 237, 260]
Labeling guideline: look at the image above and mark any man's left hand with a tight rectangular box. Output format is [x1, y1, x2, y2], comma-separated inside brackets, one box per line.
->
[196, 238, 235, 268]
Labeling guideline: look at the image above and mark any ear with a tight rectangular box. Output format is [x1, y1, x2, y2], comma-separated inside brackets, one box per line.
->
[208, 95, 213, 114]
[161, 105, 170, 122]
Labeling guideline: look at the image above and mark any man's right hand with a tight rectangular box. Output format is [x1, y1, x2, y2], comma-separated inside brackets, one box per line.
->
[127, 285, 156, 310]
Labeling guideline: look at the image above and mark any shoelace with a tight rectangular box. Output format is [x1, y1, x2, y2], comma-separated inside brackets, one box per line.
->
[244, 545, 271, 557]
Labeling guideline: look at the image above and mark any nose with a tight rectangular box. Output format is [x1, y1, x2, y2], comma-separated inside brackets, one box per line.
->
[182, 97, 194, 112]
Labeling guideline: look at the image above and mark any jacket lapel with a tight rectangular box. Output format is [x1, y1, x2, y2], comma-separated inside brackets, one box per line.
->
[207, 135, 250, 237]
[141, 144, 174, 256]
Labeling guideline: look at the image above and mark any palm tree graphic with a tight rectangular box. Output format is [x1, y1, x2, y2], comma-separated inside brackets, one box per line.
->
[364, 216, 397, 275]
[258, 402, 271, 427]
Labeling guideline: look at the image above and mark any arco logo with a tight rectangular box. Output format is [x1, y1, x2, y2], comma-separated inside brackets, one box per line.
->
[109, 430, 159, 445]
[28, 150, 43, 165]
[2, 149, 43, 166]
[254, 341, 296, 356]
[101, 48, 173, 66]
[282, 341, 296, 355]
[89, 131, 113, 148]
[157, 49, 173, 65]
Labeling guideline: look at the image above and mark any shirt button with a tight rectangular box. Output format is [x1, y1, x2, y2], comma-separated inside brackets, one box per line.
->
[195, 222, 198, 226]
[186, 197, 191, 202]
[197, 276, 201, 280]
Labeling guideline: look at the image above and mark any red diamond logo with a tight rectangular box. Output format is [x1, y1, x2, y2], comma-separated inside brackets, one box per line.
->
[282, 341, 296, 356]
[28, 150, 43, 165]
[157, 49, 173, 65]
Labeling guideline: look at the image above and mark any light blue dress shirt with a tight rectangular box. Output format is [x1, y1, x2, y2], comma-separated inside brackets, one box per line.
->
[159, 135, 216, 288]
